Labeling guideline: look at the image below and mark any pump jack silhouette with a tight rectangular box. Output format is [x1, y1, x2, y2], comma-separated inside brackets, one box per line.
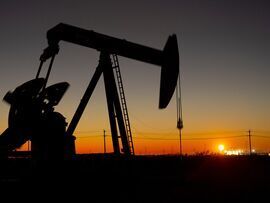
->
[0, 23, 179, 160]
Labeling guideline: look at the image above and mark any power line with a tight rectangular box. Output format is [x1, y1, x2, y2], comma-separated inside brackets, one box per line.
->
[133, 131, 248, 139]
[75, 129, 270, 135]
[133, 134, 246, 141]
[129, 113, 175, 131]
[133, 129, 247, 136]
[74, 130, 270, 140]
[253, 135, 270, 139]
[253, 130, 270, 134]
[183, 135, 247, 140]
[133, 130, 176, 137]
[75, 130, 102, 134]
[76, 135, 103, 139]
[183, 130, 247, 136]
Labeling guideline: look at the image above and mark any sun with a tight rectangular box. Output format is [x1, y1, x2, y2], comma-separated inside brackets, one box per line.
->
[218, 144, 225, 152]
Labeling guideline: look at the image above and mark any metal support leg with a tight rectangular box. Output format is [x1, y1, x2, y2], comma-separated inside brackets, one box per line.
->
[66, 61, 103, 158]
[102, 52, 131, 155]
[102, 54, 120, 154]
[66, 64, 103, 138]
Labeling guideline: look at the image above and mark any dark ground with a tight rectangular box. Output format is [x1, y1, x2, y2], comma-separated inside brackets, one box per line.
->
[0, 154, 270, 203]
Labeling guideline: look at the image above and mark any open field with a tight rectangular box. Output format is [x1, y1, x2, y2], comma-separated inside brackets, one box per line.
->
[1, 155, 270, 202]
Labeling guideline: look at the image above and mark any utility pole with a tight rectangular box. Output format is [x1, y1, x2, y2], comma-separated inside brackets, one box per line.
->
[179, 128, 182, 156]
[248, 129, 252, 155]
[103, 129, 106, 154]
[177, 118, 183, 156]
[27, 140, 30, 151]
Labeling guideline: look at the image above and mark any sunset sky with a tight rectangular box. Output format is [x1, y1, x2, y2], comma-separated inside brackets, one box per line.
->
[0, 0, 270, 154]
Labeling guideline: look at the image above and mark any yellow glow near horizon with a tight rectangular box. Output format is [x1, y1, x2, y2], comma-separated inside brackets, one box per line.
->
[218, 144, 225, 152]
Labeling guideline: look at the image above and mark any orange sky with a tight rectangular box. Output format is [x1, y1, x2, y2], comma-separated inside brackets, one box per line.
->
[17, 128, 270, 155]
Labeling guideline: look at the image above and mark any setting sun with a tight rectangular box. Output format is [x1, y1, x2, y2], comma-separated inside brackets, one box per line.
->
[218, 144, 225, 152]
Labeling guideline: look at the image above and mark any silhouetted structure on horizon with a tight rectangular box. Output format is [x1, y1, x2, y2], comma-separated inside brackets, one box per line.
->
[0, 23, 179, 160]
[0, 78, 75, 160]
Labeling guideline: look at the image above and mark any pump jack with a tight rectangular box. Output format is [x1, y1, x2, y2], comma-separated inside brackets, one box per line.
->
[0, 23, 179, 160]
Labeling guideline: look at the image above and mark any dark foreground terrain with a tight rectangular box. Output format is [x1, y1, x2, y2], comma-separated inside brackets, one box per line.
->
[0, 154, 270, 202]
